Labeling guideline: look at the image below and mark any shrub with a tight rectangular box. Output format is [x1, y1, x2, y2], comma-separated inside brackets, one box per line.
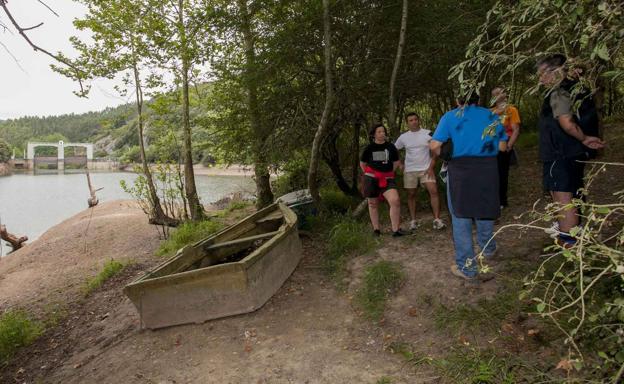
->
[355, 261, 405, 321]
[84, 259, 126, 295]
[0, 139, 10, 163]
[156, 219, 223, 257]
[320, 187, 354, 214]
[0, 310, 43, 364]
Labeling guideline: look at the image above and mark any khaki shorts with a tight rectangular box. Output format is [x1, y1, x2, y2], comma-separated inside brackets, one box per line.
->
[404, 170, 436, 189]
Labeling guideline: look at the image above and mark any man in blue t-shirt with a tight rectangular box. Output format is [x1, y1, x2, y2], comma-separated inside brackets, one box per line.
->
[430, 93, 508, 281]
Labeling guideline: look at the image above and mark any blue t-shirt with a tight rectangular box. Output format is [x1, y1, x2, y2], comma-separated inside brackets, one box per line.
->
[432, 105, 508, 158]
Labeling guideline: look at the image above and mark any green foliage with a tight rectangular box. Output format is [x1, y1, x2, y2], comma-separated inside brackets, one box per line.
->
[0, 138, 10, 163]
[320, 187, 354, 214]
[121, 164, 187, 223]
[226, 200, 251, 212]
[0, 310, 43, 364]
[0, 105, 135, 152]
[511, 162, 624, 380]
[375, 377, 392, 384]
[156, 219, 223, 257]
[84, 259, 126, 295]
[452, 0, 624, 106]
[324, 218, 378, 281]
[355, 261, 405, 321]
[271, 152, 311, 198]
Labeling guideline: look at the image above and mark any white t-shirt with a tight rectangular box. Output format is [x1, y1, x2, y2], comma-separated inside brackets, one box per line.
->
[394, 129, 432, 172]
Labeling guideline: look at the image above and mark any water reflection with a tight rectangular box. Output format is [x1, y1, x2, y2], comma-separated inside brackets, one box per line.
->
[0, 172, 254, 244]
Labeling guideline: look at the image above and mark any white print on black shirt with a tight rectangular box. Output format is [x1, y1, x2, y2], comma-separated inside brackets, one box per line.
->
[372, 149, 390, 163]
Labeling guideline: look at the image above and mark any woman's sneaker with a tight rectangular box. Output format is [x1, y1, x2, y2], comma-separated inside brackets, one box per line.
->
[433, 218, 446, 230]
[409, 220, 418, 230]
[392, 229, 406, 237]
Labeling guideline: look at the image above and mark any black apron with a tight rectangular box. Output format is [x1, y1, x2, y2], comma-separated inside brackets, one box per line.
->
[448, 156, 500, 219]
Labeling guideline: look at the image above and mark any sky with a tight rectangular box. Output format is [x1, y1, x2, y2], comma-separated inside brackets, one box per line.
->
[0, 1, 129, 120]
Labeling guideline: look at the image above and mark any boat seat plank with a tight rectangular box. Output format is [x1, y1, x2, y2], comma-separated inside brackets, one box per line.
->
[204, 231, 279, 251]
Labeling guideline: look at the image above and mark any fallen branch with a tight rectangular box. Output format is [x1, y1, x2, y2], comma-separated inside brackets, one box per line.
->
[0, 224, 27, 251]
[0, 0, 86, 94]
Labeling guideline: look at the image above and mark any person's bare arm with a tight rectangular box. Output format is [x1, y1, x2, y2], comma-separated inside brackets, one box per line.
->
[359, 161, 367, 173]
[393, 160, 401, 172]
[507, 123, 520, 150]
[498, 140, 508, 152]
[558, 115, 605, 149]
[429, 140, 442, 156]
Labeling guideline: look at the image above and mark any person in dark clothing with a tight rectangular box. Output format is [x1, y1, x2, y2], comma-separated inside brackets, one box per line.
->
[536, 54, 605, 247]
[360, 123, 404, 237]
[491, 86, 521, 208]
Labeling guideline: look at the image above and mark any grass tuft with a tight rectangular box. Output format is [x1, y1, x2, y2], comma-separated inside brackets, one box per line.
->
[156, 219, 223, 257]
[324, 218, 378, 281]
[0, 310, 43, 364]
[434, 288, 521, 332]
[84, 259, 125, 295]
[356, 261, 405, 321]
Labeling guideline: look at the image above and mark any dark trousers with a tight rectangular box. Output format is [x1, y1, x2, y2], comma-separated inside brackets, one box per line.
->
[497, 150, 512, 207]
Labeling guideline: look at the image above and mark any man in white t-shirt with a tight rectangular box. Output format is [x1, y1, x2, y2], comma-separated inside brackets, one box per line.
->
[395, 112, 445, 230]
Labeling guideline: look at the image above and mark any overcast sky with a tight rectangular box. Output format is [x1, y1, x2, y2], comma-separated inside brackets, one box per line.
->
[0, 1, 128, 120]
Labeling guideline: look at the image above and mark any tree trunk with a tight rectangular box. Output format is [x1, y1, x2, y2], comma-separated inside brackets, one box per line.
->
[308, 0, 334, 208]
[238, 0, 274, 208]
[178, 0, 204, 221]
[388, 0, 408, 139]
[0, 225, 27, 251]
[133, 63, 178, 227]
[321, 127, 357, 196]
[351, 116, 362, 196]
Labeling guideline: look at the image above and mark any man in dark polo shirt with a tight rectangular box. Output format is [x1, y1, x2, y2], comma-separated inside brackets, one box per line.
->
[536, 54, 605, 247]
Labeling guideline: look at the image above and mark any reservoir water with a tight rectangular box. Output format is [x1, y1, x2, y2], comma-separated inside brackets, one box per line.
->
[0, 172, 254, 246]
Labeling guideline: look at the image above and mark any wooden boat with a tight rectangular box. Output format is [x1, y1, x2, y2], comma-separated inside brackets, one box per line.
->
[124, 202, 302, 329]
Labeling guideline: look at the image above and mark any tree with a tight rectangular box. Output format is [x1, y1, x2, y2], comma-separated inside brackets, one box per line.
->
[308, 0, 334, 208]
[57, 0, 178, 226]
[148, 0, 214, 221]
[235, 0, 274, 208]
[387, 0, 408, 139]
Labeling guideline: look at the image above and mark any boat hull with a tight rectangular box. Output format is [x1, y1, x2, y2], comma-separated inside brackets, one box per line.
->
[124, 203, 302, 329]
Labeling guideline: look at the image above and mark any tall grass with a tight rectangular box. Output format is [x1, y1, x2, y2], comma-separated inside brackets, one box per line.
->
[324, 218, 378, 281]
[156, 219, 223, 257]
[84, 259, 126, 295]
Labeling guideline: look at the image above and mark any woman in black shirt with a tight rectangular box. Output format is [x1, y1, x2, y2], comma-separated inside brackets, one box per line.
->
[359, 123, 404, 237]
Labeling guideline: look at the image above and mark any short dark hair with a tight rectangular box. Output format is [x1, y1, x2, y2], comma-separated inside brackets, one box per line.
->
[405, 112, 419, 121]
[537, 54, 567, 70]
[458, 92, 480, 105]
[368, 123, 387, 142]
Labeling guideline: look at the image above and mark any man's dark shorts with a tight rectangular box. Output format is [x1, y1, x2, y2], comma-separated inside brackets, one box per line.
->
[363, 175, 397, 198]
[543, 157, 585, 194]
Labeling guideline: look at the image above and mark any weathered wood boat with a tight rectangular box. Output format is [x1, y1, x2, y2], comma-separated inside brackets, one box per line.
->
[124, 202, 302, 329]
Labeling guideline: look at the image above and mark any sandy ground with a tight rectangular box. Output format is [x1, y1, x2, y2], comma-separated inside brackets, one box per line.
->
[1, 128, 623, 383]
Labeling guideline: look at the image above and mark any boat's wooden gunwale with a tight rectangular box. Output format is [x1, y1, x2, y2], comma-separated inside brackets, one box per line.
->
[124, 202, 295, 291]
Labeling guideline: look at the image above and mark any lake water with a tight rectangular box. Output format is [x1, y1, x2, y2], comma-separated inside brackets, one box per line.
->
[0, 172, 255, 247]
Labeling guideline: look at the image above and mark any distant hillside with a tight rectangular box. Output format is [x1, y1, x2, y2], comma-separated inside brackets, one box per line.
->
[0, 104, 137, 156]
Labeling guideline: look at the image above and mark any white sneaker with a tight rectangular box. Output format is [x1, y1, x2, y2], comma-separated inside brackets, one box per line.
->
[409, 220, 418, 230]
[433, 218, 446, 230]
